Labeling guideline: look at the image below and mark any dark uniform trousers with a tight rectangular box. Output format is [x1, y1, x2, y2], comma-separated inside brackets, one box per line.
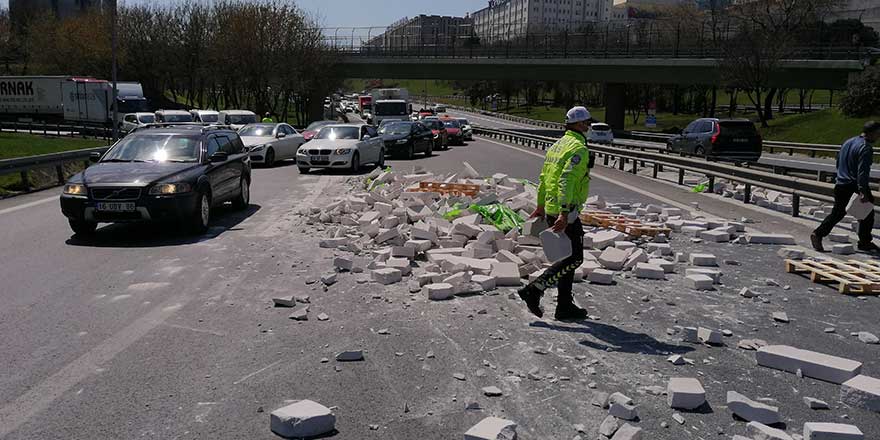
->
[526, 215, 584, 307]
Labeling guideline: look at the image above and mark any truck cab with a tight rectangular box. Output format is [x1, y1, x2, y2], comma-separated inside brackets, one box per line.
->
[373, 100, 411, 127]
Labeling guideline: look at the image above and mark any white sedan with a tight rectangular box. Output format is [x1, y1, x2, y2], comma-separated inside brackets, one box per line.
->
[587, 123, 614, 145]
[296, 124, 385, 174]
[239, 123, 305, 167]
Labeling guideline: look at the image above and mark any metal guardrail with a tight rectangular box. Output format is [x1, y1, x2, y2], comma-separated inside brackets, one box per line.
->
[0, 121, 113, 140]
[474, 126, 846, 217]
[0, 146, 110, 193]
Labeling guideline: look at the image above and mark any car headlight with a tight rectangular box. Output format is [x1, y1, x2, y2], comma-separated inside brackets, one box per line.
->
[396, 139, 408, 144]
[250, 144, 265, 152]
[149, 183, 192, 195]
[335, 148, 352, 155]
[297, 149, 307, 155]
[63, 184, 87, 196]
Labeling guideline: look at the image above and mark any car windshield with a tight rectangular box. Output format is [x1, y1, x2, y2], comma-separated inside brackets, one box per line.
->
[200, 114, 219, 123]
[424, 120, 442, 130]
[379, 122, 412, 135]
[457, 119, 469, 126]
[137, 114, 155, 124]
[443, 120, 460, 128]
[103, 134, 201, 163]
[591, 124, 611, 132]
[306, 121, 333, 131]
[375, 102, 408, 116]
[316, 126, 359, 140]
[161, 113, 193, 123]
[239, 124, 276, 137]
[227, 114, 257, 124]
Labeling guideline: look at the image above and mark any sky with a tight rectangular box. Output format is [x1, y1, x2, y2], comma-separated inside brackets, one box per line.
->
[0, 0, 481, 29]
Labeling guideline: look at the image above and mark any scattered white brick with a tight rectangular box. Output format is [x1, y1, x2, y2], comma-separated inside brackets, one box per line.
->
[668, 354, 686, 365]
[803, 423, 864, 440]
[634, 263, 665, 280]
[833, 244, 855, 255]
[270, 400, 336, 439]
[686, 274, 714, 290]
[321, 273, 337, 286]
[841, 375, 880, 412]
[746, 233, 796, 245]
[648, 258, 675, 273]
[599, 247, 629, 271]
[647, 243, 673, 256]
[491, 262, 522, 286]
[689, 253, 717, 266]
[609, 402, 639, 421]
[727, 391, 780, 424]
[588, 269, 614, 285]
[592, 230, 626, 249]
[757, 345, 862, 384]
[700, 229, 730, 242]
[464, 417, 517, 440]
[829, 233, 850, 243]
[803, 397, 830, 410]
[371, 268, 402, 285]
[667, 378, 706, 410]
[610, 423, 642, 440]
[685, 268, 721, 284]
[374, 228, 401, 244]
[772, 312, 790, 323]
[698, 327, 723, 345]
[472, 275, 497, 291]
[624, 249, 649, 270]
[615, 241, 637, 250]
[319, 237, 348, 248]
[522, 217, 548, 237]
[385, 257, 412, 275]
[746, 422, 793, 440]
[392, 246, 416, 259]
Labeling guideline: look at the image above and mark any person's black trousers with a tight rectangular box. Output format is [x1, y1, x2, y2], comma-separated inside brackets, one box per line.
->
[814, 184, 875, 245]
[527, 216, 584, 308]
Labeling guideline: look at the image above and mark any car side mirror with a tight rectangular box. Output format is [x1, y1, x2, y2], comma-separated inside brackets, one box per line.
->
[89, 152, 102, 163]
[209, 152, 229, 163]
[362, 135, 371, 141]
[276, 132, 286, 139]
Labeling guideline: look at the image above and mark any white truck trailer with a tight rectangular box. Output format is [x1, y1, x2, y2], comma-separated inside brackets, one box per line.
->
[370, 88, 411, 127]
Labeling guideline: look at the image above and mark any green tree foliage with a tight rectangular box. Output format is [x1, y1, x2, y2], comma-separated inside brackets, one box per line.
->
[840, 66, 880, 117]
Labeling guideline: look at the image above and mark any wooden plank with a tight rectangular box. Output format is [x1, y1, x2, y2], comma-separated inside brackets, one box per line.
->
[784, 258, 880, 295]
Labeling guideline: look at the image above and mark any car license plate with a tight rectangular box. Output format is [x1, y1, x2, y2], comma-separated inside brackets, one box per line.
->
[733, 138, 748, 143]
[96, 202, 136, 212]
[311, 155, 329, 162]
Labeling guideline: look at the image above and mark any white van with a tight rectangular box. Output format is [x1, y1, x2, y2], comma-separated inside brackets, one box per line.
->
[190, 109, 220, 124]
[219, 110, 258, 129]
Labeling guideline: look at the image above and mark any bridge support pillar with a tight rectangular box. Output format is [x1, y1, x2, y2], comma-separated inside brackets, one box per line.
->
[605, 83, 626, 131]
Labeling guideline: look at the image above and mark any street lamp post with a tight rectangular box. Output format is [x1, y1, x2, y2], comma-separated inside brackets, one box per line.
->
[110, 0, 119, 141]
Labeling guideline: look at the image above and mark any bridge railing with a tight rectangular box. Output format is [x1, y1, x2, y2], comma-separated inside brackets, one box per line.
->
[323, 23, 870, 61]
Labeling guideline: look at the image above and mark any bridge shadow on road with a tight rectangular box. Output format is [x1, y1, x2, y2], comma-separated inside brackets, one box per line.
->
[64, 204, 261, 248]
[529, 320, 694, 356]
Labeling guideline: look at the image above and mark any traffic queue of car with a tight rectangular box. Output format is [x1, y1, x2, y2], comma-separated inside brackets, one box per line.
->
[59, 106, 474, 238]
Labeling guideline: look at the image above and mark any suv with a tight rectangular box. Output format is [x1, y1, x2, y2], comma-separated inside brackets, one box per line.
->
[60, 124, 251, 236]
[667, 118, 762, 162]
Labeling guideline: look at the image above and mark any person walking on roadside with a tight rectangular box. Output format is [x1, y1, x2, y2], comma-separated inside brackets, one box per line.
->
[811, 121, 880, 253]
[517, 106, 595, 320]
[262, 112, 274, 123]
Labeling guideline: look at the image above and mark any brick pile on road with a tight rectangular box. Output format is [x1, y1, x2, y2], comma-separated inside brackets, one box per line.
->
[265, 164, 878, 439]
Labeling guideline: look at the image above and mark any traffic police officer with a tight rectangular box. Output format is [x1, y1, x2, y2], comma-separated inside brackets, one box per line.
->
[518, 106, 594, 320]
[262, 112, 274, 123]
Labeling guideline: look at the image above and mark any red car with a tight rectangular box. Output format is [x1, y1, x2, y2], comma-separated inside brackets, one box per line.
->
[442, 119, 464, 145]
[302, 120, 335, 142]
[422, 119, 448, 150]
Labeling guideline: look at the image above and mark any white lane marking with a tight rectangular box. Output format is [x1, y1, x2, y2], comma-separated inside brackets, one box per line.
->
[0, 195, 57, 216]
[232, 359, 282, 385]
[475, 136, 701, 215]
[0, 292, 192, 437]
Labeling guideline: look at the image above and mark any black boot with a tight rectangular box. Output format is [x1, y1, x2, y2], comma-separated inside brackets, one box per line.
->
[555, 303, 588, 321]
[517, 285, 543, 318]
[810, 233, 825, 252]
[858, 241, 880, 253]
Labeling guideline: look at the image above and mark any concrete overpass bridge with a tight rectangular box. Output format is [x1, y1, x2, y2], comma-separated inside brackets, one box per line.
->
[329, 24, 869, 129]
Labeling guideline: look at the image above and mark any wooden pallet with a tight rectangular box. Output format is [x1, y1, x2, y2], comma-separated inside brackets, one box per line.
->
[405, 181, 480, 197]
[785, 258, 880, 295]
[580, 209, 672, 238]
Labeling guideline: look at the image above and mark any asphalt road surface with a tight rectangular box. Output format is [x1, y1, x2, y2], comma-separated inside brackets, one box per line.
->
[0, 116, 878, 439]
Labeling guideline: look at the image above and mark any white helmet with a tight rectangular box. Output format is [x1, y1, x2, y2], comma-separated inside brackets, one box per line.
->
[565, 106, 593, 124]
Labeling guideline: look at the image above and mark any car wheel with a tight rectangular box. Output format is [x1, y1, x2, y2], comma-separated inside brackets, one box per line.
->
[695, 146, 706, 158]
[425, 141, 433, 157]
[406, 144, 414, 160]
[264, 148, 275, 167]
[232, 178, 249, 210]
[444, 139, 449, 150]
[350, 152, 360, 173]
[376, 149, 385, 169]
[189, 190, 211, 234]
[298, 166, 309, 174]
[69, 219, 97, 236]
